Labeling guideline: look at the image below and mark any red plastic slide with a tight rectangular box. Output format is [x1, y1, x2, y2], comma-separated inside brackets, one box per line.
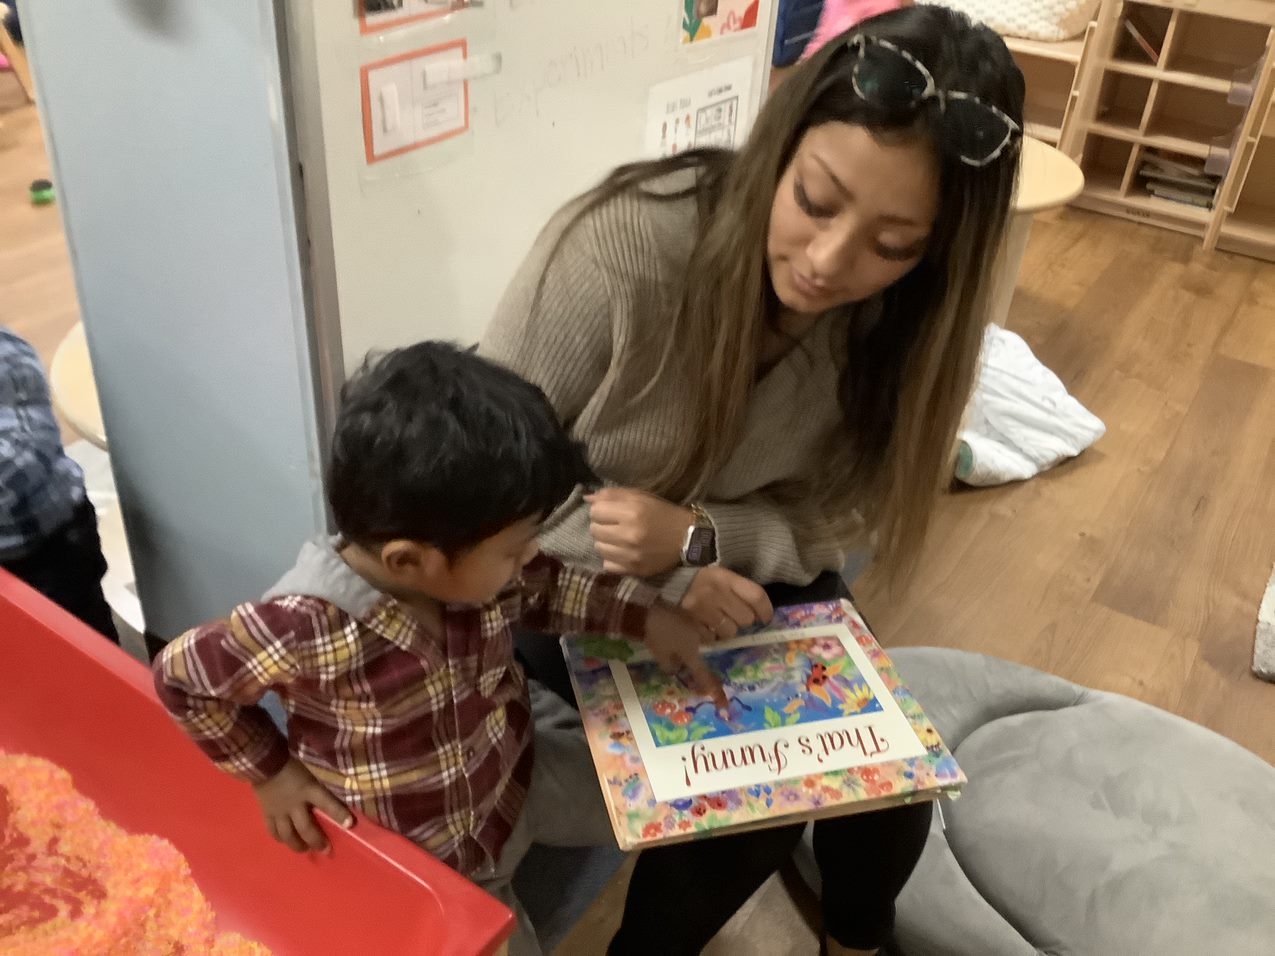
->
[0, 570, 514, 955]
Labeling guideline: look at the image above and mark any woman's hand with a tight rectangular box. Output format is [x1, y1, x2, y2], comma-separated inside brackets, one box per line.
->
[586, 487, 695, 577]
[681, 566, 774, 641]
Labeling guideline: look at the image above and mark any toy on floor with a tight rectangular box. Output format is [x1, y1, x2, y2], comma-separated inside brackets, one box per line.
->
[28, 179, 53, 205]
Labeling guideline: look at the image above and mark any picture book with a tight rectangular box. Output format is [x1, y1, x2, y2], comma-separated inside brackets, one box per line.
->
[563, 600, 964, 850]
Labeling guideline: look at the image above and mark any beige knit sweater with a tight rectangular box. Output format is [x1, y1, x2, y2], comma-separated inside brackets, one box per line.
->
[479, 172, 849, 601]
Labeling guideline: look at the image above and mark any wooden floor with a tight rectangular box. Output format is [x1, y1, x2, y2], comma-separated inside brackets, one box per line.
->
[4, 79, 1274, 953]
[863, 212, 1275, 766]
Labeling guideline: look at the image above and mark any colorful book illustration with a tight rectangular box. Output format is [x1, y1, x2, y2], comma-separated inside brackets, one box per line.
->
[563, 600, 964, 850]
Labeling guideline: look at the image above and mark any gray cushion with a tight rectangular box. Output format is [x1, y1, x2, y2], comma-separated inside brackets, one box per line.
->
[798, 648, 1275, 956]
[513, 844, 626, 951]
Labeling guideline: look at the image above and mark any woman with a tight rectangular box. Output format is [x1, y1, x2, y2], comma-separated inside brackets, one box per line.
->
[482, 7, 1023, 954]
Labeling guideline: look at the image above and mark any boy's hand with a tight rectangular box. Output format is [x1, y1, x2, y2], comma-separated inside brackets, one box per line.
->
[644, 603, 729, 711]
[253, 758, 353, 853]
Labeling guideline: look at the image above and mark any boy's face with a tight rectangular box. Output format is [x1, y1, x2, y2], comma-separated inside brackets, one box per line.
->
[443, 517, 542, 603]
[394, 516, 542, 606]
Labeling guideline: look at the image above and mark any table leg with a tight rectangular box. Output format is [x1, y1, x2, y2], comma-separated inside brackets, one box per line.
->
[987, 213, 1035, 328]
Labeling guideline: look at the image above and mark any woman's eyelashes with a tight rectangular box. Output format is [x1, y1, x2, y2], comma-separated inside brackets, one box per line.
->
[795, 176, 925, 262]
[874, 241, 925, 262]
[794, 177, 835, 219]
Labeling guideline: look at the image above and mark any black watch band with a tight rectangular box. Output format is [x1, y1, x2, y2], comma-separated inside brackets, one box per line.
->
[681, 504, 718, 567]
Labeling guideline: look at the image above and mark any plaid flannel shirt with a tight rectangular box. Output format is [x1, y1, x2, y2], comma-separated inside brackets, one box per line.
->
[0, 329, 86, 561]
[154, 546, 657, 876]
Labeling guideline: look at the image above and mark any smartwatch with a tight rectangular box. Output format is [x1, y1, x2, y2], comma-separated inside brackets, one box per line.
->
[680, 503, 718, 567]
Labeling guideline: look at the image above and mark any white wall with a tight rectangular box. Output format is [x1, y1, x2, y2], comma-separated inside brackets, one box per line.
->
[23, 0, 328, 636]
[284, 1, 775, 374]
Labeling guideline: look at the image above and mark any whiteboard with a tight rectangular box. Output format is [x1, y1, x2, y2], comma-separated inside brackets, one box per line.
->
[285, 0, 777, 375]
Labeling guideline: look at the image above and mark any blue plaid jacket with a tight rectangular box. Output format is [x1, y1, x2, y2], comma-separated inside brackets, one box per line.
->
[0, 329, 87, 560]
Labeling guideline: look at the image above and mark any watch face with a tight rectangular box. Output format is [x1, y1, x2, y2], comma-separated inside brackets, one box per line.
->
[684, 526, 716, 566]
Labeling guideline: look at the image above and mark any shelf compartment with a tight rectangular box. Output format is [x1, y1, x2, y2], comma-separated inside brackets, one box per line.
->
[1088, 73, 1154, 142]
[1082, 134, 1136, 183]
[1113, 3, 1172, 67]
[1075, 136, 1211, 235]
[1166, 12, 1273, 75]
[1017, 54, 1079, 144]
[1148, 85, 1248, 169]
[1150, 84, 1248, 139]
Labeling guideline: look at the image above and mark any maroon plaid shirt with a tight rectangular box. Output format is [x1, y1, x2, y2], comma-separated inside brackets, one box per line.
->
[154, 551, 656, 876]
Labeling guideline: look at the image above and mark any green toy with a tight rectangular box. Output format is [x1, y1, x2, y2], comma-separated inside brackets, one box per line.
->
[29, 179, 54, 205]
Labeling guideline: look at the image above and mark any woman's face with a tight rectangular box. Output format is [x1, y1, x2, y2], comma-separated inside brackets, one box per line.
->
[767, 122, 940, 316]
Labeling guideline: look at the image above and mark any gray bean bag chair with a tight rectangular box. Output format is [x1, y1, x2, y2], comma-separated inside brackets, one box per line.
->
[797, 647, 1275, 955]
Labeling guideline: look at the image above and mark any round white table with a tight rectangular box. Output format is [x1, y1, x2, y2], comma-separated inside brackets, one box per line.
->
[989, 137, 1086, 327]
[50, 321, 108, 450]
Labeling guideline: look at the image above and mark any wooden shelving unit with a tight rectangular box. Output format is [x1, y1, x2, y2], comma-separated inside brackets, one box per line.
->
[1057, 0, 1275, 260]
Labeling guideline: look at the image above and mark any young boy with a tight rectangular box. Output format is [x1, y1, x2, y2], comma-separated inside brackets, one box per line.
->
[153, 342, 722, 954]
[0, 328, 118, 643]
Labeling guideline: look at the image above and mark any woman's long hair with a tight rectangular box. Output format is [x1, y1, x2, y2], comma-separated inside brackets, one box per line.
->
[533, 5, 1023, 579]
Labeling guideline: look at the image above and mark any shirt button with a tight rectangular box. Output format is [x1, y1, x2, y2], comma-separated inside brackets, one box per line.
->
[466, 748, 476, 760]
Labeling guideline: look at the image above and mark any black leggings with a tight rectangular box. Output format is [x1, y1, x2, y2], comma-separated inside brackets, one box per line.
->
[2, 500, 119, 644]
[517, 571, 931, 952]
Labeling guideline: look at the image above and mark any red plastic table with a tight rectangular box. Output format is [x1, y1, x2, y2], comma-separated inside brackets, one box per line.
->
[0, 570, 514, 955]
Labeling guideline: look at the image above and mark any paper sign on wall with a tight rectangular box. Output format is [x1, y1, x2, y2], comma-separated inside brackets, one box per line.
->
[361, 40, 470, 164]
[681, 0, 761, 44]
[644, 57, 755, 158]
[358, 0, 466, 36]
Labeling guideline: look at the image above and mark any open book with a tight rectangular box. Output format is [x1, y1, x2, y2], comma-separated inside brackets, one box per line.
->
[563, 600, 963, 850]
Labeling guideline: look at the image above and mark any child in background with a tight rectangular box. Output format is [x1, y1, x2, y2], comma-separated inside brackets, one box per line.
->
[153, 342, 723, 955]
[0, 328, 118, 643]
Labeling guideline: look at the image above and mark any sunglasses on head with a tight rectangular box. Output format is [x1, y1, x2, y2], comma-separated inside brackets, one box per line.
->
[846, 35, 1021, 168]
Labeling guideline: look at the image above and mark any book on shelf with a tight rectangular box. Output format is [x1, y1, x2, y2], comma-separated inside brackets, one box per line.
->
[563, 600, 964, 850]
[1141, 152, 1211, 179]
[1146, 183, 1215, 208]
[1139, 152, 1220, 208]
[1139, 164, 1219, 192]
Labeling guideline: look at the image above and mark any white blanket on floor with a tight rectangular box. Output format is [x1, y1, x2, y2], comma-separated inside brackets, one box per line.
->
[956, 326, 1105, 487]
[1254, 563, 1275, 682]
